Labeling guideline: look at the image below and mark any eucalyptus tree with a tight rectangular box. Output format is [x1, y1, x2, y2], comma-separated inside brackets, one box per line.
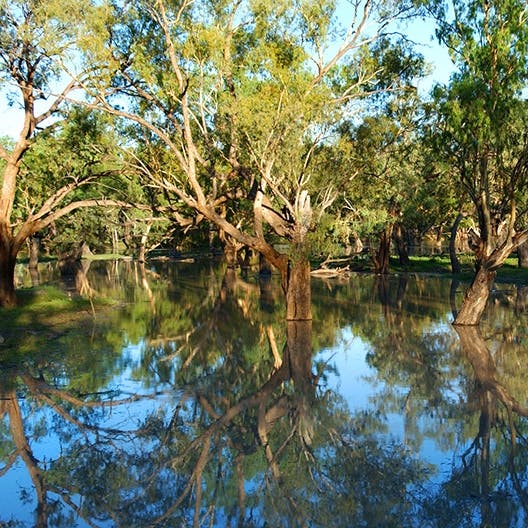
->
[343, 107, 423, 273]
[0, 0, 142, 307]
[306, 39, 426, 273]
[74, 0, 422, 322]
[19, 107, 140, 259]
[421, 0, 528, 325]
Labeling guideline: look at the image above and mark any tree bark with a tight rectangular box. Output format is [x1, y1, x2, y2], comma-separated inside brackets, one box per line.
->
[0, 228, 17, 307]
[393, 223, 410, 266]
[453, 267, 495, 325]
[371, 224, 393, 274]
[138, 221, 152, 263]
[28, 235, 41, 269]
[259, 273, 275, 313]
[223, 238, 239, 269]
[449, 212, 465, 274]
[286, 319, 313, 390]
[449, 279, 460, 321]
[515, 286, 528, 314]
[259, 252, 272, 276]
[518, 239, 528, 268]
[284, 257, 312, 321]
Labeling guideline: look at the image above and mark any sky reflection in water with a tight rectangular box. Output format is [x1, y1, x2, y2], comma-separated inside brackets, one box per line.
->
[1, 259, 528, 527]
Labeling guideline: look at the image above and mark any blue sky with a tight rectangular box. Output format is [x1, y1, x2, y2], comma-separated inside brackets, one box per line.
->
[403, 15, 455, 93]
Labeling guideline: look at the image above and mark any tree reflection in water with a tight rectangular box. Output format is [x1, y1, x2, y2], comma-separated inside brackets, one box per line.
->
[439, 325, 528, 528]
[1, 262, 528, 527]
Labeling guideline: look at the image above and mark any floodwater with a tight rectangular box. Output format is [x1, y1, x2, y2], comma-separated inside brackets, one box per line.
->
[1, 258, 528, 527]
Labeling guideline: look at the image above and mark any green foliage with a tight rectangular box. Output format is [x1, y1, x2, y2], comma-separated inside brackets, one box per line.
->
[16, 107, 135, 255]
[67, 0, 431, 267]
[424, 0, 528, 239]
[0, 0, 84, 90]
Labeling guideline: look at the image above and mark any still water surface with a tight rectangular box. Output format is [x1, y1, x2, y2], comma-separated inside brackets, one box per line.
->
[1, 259, 528, 527]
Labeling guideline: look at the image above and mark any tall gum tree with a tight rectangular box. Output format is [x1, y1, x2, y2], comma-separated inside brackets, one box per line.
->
[0, 0, 133, 307]
[421, 0, 528, 325]
[75, 0, 420, 321]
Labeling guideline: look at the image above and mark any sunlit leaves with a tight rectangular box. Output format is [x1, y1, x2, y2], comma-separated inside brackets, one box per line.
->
[0, 0, 91, 89]
[425, 0, 528, 241]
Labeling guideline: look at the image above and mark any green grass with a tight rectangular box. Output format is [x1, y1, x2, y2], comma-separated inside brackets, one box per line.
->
[313, 252, 528, 284]
[389, 255, 528, 284]
[0, 285, 111, 326]
[0, 285, 124, 366]
[390, 255, 468, 274]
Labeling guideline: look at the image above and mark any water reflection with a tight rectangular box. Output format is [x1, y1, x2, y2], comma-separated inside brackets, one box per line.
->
[1, 261, 528, 527]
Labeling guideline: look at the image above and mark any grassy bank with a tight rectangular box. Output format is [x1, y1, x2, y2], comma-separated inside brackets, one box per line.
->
[388, 255, 528, 284]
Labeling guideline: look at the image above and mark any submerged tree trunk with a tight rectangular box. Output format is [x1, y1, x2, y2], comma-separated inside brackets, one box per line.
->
[2, 388, 49, 526]
[223, 239, 239, 269]
[286, 319, 313, 391]
[284, 257, 312, 321]
[453, 267, 495, 325]
[259, 252, 272, 276]
[259, 279, 275, 315]
[449, 279, 460, 321]
[138, 222, 152, 263]
[454, 225, 528, 324]
[455, 325, 528, 523]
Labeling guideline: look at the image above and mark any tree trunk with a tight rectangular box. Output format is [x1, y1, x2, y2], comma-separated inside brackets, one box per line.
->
[435, 225, 443, 247]
[259, 273, 275, 313]
[449, 212, 465, 274]
[112, 227, 120, 254]
[237, 246, 252, 269]
[284, 257, 312, 321]
[518, 239, 528, 268]
[3, 388, 48, 526]
[453, 267, 495, 325]
[449, 279, 460, 321]
[28, 235, 40, 269]
[454, 324, 528, 523]
[393, 223, 410, 266]
[286, 319, 313, 388]
[138, 222, 152, 263]
[223, 239, 238, 269]
[371, 224, 393, 274]
[515, 286, 528, 314]
[0, 239, 17, 307]
[259, 252, 272, 276]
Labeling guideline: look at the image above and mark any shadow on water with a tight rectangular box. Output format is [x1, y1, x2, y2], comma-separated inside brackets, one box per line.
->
[1, 261, 528, 526]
